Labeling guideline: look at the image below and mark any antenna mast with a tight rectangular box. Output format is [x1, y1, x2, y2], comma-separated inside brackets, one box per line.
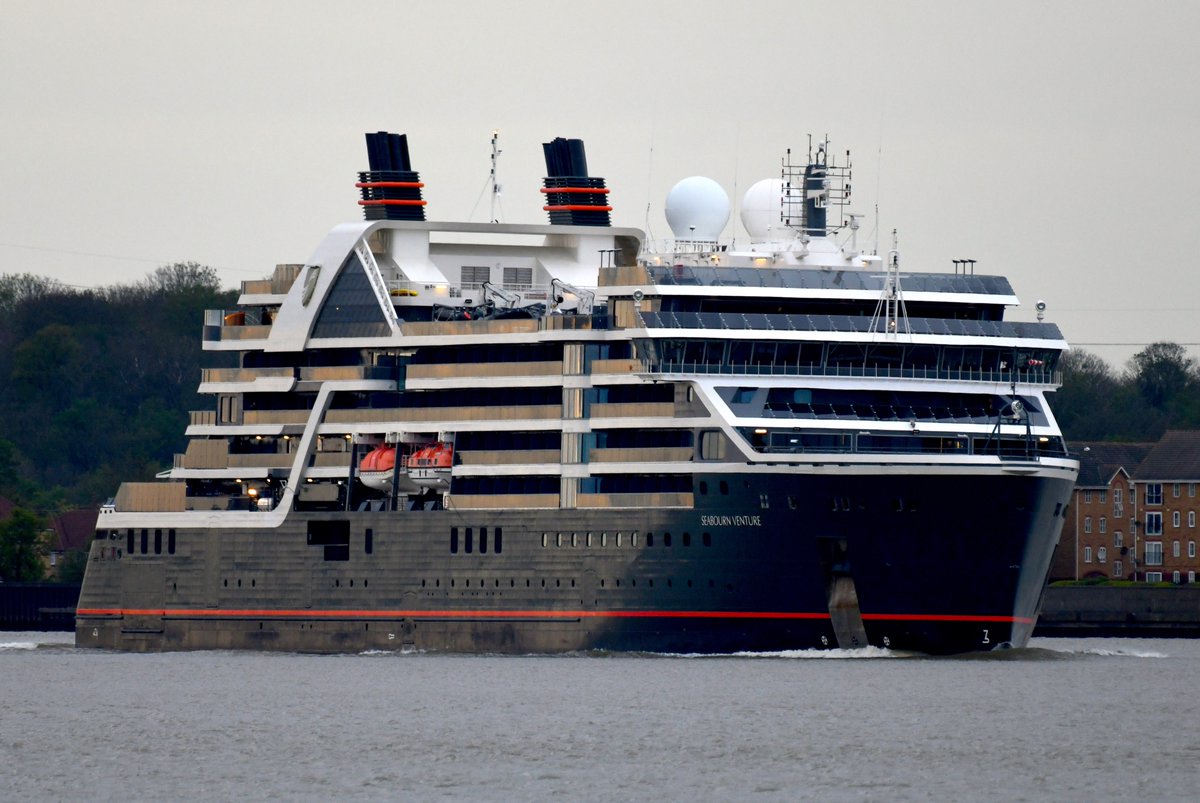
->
[869, 228, 910, 338]
[489, 129, 503, 223]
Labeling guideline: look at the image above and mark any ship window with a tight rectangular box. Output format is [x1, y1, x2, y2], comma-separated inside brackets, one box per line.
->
[127, 529, 134, 554]
[759, 494, 769, 509]
[586, 532, 593, 548]
[683, 532, 691, 547]
[461, 265, 490, 287]
[572, 532, 578, 548]
[140, 529, 148, 554]
[542, 532, 547, 548]
[702, 532, 712, 547]
[631, 531, 639, 547]
[646, 532, 655, 547]
[480, 527, 488, 554]
[154, 529, 162, 555]
[168, 529, 176, 555]
[719, 481, 729, 495]
[556, 533, 563, 547]
[699, 481, 708, 495]
[601, 532, 608, 547]
[663, 532, 672, 547]
[465, 528, 473, 554]
[365, 528, 374, 554]
[451, 527, 459, 554]
[503, 266, 533, 288]
[616, 532, 623, 547]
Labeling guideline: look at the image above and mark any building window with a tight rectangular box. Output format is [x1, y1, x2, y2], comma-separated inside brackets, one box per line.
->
[1146, 571, 1163, 583]
[1099, 490, 1107, 504]
[1146, 483, 1163, 505]
[1189, 541, 1196, 559]
[1114, 560, 1123, 577]
[1114, 488, 1123, 506]
[1131, 487, 1137, 504]
[1084, 546, 1093, 563]
[1084, 517, 1092, 534]
[1190, 571, 1196, 583]
[1190, 483, 1196, 498]
[1190, 511, 1196, 528]
[1174, 511, 1181, 528]
[1099, 517, 1107, 534]
[1173, 541, 1181, 558]
[1084, 490, 1092, 504]
[1146, 512, 1163, 536]
[1145, 542, 1163, 566]
[1174, 483, 1181, 497]
[1173, 571, 1181, 584]
[1114, 531, 1123, 548]
[1098, 546, 1107, 563]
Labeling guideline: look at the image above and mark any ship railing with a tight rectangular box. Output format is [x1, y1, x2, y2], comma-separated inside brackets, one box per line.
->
[636, 310, 1063, 341]
[385, 280, 570, 305]
[636, 263, 1015, 295]
[645, 360, 1062, 385]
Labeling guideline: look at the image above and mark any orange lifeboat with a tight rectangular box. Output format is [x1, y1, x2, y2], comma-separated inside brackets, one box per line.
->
[408, 441, 453, 489]
[358, 444, 397, 491]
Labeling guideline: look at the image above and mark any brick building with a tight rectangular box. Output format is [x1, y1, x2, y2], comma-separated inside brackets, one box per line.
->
[1052, 431, 1200, 583]
[1051, 442, 1152, 581]
[1131, 431, 1200, 584]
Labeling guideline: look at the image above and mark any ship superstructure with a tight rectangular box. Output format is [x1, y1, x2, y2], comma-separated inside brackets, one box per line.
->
[77, 132, 1078, 654]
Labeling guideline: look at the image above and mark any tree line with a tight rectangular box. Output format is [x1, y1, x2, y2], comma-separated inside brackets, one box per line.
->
[1053, 342, 1200, 441]
[0, 264, 237, 580]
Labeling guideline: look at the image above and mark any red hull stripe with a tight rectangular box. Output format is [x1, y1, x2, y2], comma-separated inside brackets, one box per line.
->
[76, 608, 1031, 624]
[862, 613, 1036, 625]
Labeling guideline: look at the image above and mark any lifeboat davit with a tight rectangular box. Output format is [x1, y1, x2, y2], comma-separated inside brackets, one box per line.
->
[408, 442, 453, 490]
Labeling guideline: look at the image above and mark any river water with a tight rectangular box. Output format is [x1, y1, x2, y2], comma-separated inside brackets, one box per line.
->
[1, 633, 1196, 801]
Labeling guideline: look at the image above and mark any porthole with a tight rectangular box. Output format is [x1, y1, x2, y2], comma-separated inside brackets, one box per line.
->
[682, 532, 691, 547]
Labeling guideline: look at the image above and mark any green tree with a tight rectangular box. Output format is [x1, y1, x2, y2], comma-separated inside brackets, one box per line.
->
[0, 508, 47, 581]
[56, 549, 89, 584]
[1128, 342, 1194, 411]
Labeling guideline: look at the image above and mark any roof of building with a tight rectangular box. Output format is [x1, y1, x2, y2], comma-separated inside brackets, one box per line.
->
[50, 509, 98, 553]
[1134, 430, 1200, 481]
[1073, 442, 1155, 487]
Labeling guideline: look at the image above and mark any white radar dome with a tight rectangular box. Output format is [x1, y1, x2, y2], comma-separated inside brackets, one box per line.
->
[665, 176, 730, 242]
[740, 179, 787, 242]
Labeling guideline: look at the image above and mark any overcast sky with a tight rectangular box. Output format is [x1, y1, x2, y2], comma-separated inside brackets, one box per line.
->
[4, 0, 1198, 368]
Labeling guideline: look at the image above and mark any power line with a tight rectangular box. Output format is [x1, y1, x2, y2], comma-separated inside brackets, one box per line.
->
[0, 241, 266, 279]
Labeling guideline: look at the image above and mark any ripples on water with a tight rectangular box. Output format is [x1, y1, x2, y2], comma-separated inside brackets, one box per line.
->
[1, 632, 1195, 801]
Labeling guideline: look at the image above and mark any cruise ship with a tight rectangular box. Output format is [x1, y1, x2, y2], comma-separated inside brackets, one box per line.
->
[76, 132, 1079, 654]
